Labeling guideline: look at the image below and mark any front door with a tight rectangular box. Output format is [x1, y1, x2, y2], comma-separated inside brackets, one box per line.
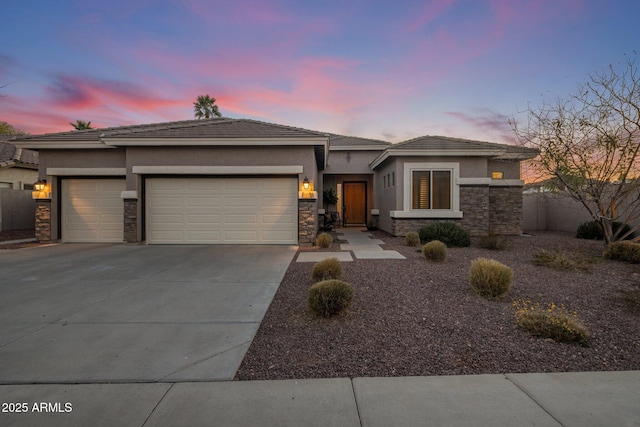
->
[343, 182, 367, 225]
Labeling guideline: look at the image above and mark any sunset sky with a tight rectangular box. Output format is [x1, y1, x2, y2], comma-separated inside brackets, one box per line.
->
[1, 0, 638, 143]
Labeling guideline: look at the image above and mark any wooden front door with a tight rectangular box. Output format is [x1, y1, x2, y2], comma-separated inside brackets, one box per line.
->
[343, 182, 367, 225]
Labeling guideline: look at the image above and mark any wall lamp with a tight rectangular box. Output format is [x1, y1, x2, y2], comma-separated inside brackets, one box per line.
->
[34, 179, 47, 191]
[303, 176, 310, 190]
[491, 171, 504, 179]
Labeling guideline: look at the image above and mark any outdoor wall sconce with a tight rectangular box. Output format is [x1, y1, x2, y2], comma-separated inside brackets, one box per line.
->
[491, 171, 504, 179]
[303, 176, 310, 190]
[34, 179, 47, 191]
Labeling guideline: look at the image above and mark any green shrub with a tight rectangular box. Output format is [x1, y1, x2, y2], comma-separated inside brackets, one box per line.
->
[311, 257, 343, 282]
[316, 232, 333, 248]
[308, 279, 354, 317]
[576, 220, 631, 240]
[532, 249, 593, 272]
[422, 240, 447, 262]
[405, 232, 420, 247]
[513, 299, 590, 347]
[469, 258, 512, 298]
[603, 241, 640, 264]
[478, 233, 509, 250]
[419, 222, 470, 247]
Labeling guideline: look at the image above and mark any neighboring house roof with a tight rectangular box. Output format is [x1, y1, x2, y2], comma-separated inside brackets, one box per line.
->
[0, 134, 39, 169]
[370, 135, 539, 168]
[328, 134, 392, 151]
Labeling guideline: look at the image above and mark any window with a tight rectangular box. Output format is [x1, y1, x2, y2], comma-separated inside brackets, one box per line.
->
[412, 170, 451, 209]
[394, 162, 461, 219]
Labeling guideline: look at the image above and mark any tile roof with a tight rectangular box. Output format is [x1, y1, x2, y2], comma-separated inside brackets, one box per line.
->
[11, 118, 329, 142]
[328, 134, 391, 148]
[0, 138, 39, 168]
[393, 135, 537, 155]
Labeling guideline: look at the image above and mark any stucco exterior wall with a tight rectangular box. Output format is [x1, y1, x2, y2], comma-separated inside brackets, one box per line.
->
[375, 156, 525, 237]
[38, 145, 321, 244]
[324, 150, 383, 175]
[0, 167, 38, 189]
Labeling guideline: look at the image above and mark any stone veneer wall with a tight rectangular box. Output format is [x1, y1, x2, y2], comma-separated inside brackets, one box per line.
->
[459, 186, 490, 236]
[35, 199, 52, 242]
[298, 198, 317, 245]
[489, 186, 523, 235]
[123, 199, 137, 243]
[390, 185, 523, 237]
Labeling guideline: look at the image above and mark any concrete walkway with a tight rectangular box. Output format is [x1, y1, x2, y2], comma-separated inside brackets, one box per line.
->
[296, 228, 405, 262]
[1, 371, 638, 426]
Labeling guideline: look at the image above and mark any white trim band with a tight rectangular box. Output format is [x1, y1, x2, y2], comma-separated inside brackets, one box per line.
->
[390, 210, 464, 219]
[132, 166, 304, 175]
[121, 191, 138, 199]
[47, 168, 127, 176]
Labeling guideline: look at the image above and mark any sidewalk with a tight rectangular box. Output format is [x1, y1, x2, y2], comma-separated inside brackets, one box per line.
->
[1, 371, 638, 426]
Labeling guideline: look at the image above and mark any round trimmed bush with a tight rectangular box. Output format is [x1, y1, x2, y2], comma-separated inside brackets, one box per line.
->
[312, 257, 343, 282]
[316, 232, 333, 248]
[469, 257, 513, 298]
[308, 279, 354, 317]
[405, 231, 420, 247]
[419, 222, 470, 247]
[422, 240, 447, 262]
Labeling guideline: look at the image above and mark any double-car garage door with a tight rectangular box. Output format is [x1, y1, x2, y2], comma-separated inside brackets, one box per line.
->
[62, 177, 298, 244]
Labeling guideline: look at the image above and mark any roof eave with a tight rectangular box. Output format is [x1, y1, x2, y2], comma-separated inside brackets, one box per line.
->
[100, 137, 329, 146]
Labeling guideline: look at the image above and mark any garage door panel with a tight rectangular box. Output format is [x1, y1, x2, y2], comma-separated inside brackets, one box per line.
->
[186, 197, 223, 207]
[187, 214, 221, 224]
[146, 178, 297, 244]
[186, 231, 222, 242]
[62, 179, 125, 243]
[262, 214, 295, 225]
[225, 180, 259, 191]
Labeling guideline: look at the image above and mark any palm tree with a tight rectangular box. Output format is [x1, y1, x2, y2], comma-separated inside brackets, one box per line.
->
[193, 95, 221, 119]
[70, 120, 94, 130]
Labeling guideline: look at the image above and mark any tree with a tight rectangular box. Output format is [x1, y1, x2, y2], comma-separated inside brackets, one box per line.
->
[0, 121, 26, 135]
[513, 54, 640, 243]
[193, 94, 221, 119]
[70, 120, 94, 130]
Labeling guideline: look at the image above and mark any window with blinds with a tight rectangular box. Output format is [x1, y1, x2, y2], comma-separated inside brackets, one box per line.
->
[412, 170, 451, 210]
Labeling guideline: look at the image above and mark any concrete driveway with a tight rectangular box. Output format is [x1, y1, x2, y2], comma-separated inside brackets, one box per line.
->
[0, 243, 296, 383]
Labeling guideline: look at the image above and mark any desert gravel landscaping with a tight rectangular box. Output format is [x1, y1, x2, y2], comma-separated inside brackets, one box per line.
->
[236, 230, 640, 380]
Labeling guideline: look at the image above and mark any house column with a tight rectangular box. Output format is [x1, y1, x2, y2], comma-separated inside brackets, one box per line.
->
[121, 191, 138, 243]
[298, 197, 318, 246]
[35, 199, 52, 242]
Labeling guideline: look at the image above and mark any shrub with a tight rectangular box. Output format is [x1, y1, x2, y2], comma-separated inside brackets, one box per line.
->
[478, 233, 509, 250]
[603, 241, 640, 264]
[419, 222, 470, 247]
[532, 249, 593, 272]
[405, 232, 420, 247]
[308, 279, 354, 317]
[469, 258, 512, 298]
[316, 232, 333, 248]
[311, 257, 343, 282]
[422, 240, 447, 262]
[513, 299, 590, 347]
[576, 220, 631, 240]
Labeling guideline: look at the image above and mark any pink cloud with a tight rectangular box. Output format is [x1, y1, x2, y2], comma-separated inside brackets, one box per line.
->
[445, 110, 516, 144]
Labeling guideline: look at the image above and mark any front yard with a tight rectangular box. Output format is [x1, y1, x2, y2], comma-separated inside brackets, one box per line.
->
[236, 231, 640, 380]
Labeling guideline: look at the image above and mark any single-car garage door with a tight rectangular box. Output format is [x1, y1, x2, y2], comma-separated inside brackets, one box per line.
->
[146, 177, 298, 244]
[62, 179, 125, 243]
